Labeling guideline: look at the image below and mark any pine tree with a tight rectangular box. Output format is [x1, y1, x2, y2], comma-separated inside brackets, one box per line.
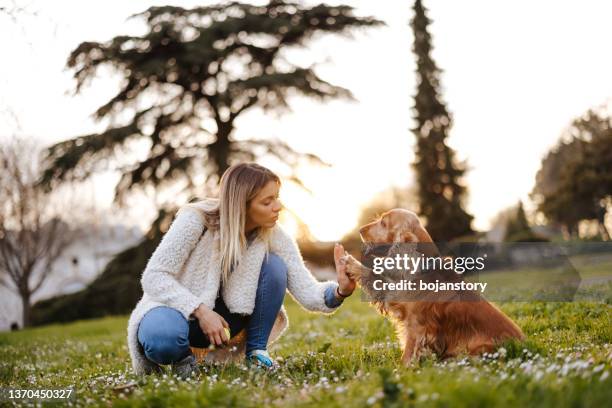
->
[504, 201, 532, 241]
[410, 0, 473, 241]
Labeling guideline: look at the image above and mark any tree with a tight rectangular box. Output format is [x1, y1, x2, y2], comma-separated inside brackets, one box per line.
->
[532, 137, 584, 237]
[532, 108, 612, 240]
[31, 209, 172, 326]
[504, 201, 528, 239]
[38, 1, 383, 204]
[409, 0, 473, 241]
[503, 201, 545, 242]
[0, 137, 78, 327]
[0, 1, 37, 22]
[30, 2, 384, 324]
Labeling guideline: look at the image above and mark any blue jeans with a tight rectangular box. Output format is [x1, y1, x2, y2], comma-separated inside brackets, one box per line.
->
[137, 253, 288, 365]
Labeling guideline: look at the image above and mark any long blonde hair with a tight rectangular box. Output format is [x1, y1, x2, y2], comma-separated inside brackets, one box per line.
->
[197, 163, 281, 285]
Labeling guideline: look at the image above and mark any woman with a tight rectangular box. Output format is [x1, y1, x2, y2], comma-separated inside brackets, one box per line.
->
[127, 163, 355, 378]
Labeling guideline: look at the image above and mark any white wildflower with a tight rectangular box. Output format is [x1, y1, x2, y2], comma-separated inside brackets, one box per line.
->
[593, 364, 605, 373]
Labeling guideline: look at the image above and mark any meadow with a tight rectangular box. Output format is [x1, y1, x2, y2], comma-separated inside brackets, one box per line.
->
[1, 268, 610, 407]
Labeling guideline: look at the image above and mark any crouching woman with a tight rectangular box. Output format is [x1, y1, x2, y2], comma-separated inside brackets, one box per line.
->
[126, 163, 355, 377]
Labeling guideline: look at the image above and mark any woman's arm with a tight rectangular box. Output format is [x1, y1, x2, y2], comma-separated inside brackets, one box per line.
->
[270, 226, 351, 313]
[140, 207, 205, 319]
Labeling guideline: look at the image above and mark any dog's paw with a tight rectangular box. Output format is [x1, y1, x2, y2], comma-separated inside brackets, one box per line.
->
[343, 254, 363, 280]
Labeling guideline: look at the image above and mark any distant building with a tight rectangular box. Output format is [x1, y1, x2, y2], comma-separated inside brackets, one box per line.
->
[0, 223, 143, 331]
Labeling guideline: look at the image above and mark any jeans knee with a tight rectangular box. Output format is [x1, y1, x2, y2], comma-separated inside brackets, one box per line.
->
[138, 307, 190, 365]
[145, 330, 189, 365]
[261, 253, 287, 293]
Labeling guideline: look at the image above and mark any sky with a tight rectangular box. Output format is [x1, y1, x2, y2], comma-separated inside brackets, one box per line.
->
[1, 0, 611, 241]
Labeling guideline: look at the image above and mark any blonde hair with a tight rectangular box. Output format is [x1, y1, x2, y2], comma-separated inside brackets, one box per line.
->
[197, 163, 281, 285]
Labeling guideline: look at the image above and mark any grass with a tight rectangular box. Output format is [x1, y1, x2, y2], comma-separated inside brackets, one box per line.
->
[1, 276, 611, 406]
[465, 257, 612, 303]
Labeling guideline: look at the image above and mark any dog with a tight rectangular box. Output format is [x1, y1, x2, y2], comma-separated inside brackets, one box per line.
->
[341, 209, 524, 365]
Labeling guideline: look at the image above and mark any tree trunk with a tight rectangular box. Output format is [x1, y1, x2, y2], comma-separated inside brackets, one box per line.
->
[596, 206, 610, 241]
[21, 292, 31, 328]
[598, 220, 610, 241]
[563, 223, 578, 240]
[210, 121, 233, 177]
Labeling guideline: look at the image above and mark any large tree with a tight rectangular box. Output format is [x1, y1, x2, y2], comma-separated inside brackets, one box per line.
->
[38, 1, 383, 203]
[30, 1, 383, 324]
[409, 0, 473, 241]
[533, 109, 612, 239]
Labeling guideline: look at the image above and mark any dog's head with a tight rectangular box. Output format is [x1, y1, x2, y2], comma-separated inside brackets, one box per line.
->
[359, 209, 431, 243]
[359, 209, 438, 256]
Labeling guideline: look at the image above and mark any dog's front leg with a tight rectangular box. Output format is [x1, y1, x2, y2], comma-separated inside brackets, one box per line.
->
[401, 334, 418, 366]
[342, 253, 369, 281]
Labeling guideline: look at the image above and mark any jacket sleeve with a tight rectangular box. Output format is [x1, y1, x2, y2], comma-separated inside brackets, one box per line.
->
[140, 207, 205, 319]
[270, 225, 340, 314]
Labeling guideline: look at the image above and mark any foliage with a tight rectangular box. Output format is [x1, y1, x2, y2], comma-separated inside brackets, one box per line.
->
[29, 1, 384, 325]
[532, 108, 612, 239]
[410, 0, 473, 241]
[504, 201, 547, 242]
[38, 1, 383, 204]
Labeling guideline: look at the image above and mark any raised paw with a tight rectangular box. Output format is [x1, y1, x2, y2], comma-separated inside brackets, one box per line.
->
[342, 254, 364, 280]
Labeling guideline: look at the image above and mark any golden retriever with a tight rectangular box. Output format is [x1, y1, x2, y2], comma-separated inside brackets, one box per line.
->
[341, 209, 524, 365]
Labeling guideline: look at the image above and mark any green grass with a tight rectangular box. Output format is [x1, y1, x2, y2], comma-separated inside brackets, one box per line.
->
[1, 287, 611, 406]
[466, 257, 612, 303]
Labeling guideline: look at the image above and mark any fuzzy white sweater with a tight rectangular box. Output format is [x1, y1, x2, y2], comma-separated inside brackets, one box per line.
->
[127, 199, 339, 375]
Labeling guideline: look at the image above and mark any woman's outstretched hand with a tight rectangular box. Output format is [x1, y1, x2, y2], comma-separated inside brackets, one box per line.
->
[334, 243, 356, 297]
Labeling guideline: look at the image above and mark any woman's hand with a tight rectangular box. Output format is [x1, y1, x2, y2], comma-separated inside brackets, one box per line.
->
[193, 304, 229, 346]
[334, 243, 356, 297]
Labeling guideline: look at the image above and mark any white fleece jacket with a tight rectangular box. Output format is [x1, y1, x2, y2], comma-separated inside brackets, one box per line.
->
[126, 199, 339, 375]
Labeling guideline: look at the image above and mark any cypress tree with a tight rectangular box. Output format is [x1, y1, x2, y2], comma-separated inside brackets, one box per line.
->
[410, 0, 473, 241]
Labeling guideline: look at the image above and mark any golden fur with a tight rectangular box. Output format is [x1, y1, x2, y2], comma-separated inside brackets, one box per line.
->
[343, 209, 524, 365]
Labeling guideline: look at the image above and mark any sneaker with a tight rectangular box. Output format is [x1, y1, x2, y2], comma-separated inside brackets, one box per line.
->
[246, 350, 277, 370]
[144, 361, 164, 375]
[171, 354, 198, 379]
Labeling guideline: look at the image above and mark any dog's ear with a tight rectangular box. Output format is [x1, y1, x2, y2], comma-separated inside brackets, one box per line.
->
[414, 224, 440, 257]
[414, 225, 433, 243]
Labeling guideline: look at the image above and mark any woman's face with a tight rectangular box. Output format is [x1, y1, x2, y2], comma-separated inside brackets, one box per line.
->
[246, 180, 282, 231]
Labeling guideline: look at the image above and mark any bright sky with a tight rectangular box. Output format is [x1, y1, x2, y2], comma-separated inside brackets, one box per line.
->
[2, 0, 612, 241]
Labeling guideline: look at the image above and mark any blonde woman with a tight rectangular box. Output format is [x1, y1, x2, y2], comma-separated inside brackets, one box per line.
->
[126, 163, 355, 378]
